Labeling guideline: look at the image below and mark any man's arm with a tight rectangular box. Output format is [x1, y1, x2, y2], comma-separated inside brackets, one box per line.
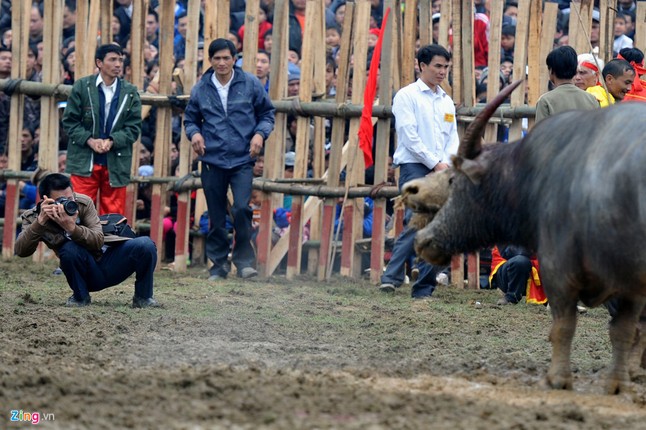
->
[183, 86, 204, 141]
[253, 78, 276, 140]
[62, 79, 93, 148]
[14, 211, 46, 257]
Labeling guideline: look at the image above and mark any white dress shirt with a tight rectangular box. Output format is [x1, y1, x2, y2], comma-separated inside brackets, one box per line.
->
[391, 79, 459, 170]
[96, 74, 118, 129]
[212, 70, 235, 115]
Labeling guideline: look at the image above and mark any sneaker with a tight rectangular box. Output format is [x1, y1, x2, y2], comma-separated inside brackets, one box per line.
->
[66, 294, 91, 307]
[238, 267, 258, 279]
[379, 283, 396, 293]
[132, 296, 162, 308]
[53, 267, 63, 275]
[208, 274, 226, 281]
[436, 273, 449, 286]
[411, 268, 420, 282]
[577, 305, 588, 314]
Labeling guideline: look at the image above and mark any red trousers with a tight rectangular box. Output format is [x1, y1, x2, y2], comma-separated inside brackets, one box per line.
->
[71, 164, 126, 215]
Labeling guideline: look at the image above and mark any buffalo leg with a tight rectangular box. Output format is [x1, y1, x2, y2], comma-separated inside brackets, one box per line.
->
[547, 298, 578, 390]
[608, 297, 646, 394]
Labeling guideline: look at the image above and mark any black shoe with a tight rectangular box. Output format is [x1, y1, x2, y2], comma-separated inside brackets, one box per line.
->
[66, 294, 91, 307]
[238, 267, 258, 279]
[132, 296, 162, 308]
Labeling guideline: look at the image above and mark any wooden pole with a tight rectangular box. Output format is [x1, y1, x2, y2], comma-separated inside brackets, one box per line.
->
[149, 0, 174, 267]
[539, 2, 559, 101]
[257, 0, 289, 278]
[318, 0, 354, 280]
[100, 0, 114, 45]
[286, 0, 320, 279]
[340, 0, 370, 278]
[525, 0, 542, 131]
[599, 0, 614, 62]
[438, 0, 452, 96]
[636, 3, 646, 52]
[461, 0, 475, 108]
[2, 0, 29, 259]
[242, 0, 261, 73]
[418, 0, 431, 46]
[569, 0, 593, 57]
[484, 0, 502, 142]
[402, 0, 417, 86]
[370, 0, 396, 284]
[451, 0, 463, 104]
[174, 0, 201, 272]
[508, 0, 530, 141]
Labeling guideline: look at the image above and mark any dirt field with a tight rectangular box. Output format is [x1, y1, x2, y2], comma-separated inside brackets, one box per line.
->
[2, 257, 646, 429]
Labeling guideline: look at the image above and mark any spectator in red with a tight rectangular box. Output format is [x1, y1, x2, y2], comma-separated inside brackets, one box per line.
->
[238, 4, 273, 50]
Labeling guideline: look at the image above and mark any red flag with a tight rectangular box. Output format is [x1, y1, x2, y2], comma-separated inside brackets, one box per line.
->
[358, 7, 390, 169]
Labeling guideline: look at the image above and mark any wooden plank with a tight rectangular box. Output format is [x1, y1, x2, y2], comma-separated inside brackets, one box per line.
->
[318, 1, 355, 280]
[286, 0, 321, 279]
[636, 3, 646, 53]
[418, 0, 431, 45]
[450, 255, 464, 287]
[569, 0, 593, 57]
[461, 0, 475, 108]
[242, 0, 260, 73]
[149, 0, 174, 267]
[203, 0, 230, 48]
[483, 0, 502, 142]
[370, 0, 396, 284]
[438, 0, 452, 96]
[173, 0, 201, 272]
[451, 0, 463, 104]
[74, 0, 89, 79]
[100, 0, 113, 45]
[508, 0, 530, 141]
[599, 0, 613, 63]
[257, 0, 289, 277]
[2, 0, 29, 259]
[525, 0, 542, 132]
[125, 0, 147, 230]
[467, 253, 479, 289]
[401, 0, 417, 86]
[340, 0, 371, 278]
[539, 3, 559, 100]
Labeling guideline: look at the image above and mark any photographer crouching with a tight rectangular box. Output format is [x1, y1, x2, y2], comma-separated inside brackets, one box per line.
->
[15, 173, 161, 308]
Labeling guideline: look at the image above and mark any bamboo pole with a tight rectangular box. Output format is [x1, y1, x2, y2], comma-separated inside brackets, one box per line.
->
[242, 0, 261, 73]
[2, 0, 29, 259]
[340, 0, 370, 278]
[635, 3, 646, 52]
[286, 0, 320, 279]
[540, 2, 559, 98]
[149, 0, 174, 267]
[318, 0, 355, 280]
[461, 0, 475, 108]
[257, 0, 289, 277]
[370, 0, 396, 284]
[508, 0, 530, 141]
[599, 0, 613, 62]
[419, 0, 431, 45]
[174, 0, 201, 272]
[484, 0, 502, 142]
[526, 0, 542, 132]
[401, 0, 417, 86]
[100, 0, 113, 45]
[451, 0, 463, 104]
[75, 0, 89, 78]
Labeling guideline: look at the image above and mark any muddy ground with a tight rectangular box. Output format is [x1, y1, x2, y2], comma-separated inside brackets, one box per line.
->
[2, 257, 646, 429]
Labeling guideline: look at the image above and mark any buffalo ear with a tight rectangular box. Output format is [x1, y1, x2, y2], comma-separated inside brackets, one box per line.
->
[451, 155, 486, 185]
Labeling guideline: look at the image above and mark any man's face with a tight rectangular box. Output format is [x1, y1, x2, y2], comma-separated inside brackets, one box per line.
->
[292, 0, 306, 11]
[625, 14, 635, 33]
[501, 34, 515, 51]
[0, 51, 12, 76]
[26, 50, 36, 76]
[145, 14, 159, 38]
[20, 129, 33, 152]
[210, 48, 235, 80]
[253, 156, 264, 176]
[96, 52, 123, 81]
[573, 66, 598, 90]
[419, 55, 450, 88]
[288, 80, 300, 96]
[607, 70, 635, 101]
[590, 22, 600, 44]
[58, 153, 67, 173]
[178, 16, 188, 38]
[29, 7, 43, 38]
[48, 187, 74, 202]
[62, 5, 76, 29]
[256, 53, 270, 79]
[500, 60, 513, 79]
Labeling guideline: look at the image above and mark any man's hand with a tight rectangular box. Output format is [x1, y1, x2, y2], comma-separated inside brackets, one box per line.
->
[87, 138, 104, 153]
[191, 133, 205, 156]
[36, 195, 54, 225]
[100, 138, 113, 153]
[433, 162, 450, 172]
[250, 133, 264, 158]
[41, 199, 78, 233]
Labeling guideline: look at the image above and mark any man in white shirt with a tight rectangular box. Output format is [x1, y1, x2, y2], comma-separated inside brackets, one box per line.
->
[380, 44, 458, 299]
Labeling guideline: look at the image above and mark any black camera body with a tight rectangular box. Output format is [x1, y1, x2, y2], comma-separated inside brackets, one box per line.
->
[36, 197, 79, 216]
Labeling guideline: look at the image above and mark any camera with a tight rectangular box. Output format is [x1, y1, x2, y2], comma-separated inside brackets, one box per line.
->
[36, 197, 79, 216]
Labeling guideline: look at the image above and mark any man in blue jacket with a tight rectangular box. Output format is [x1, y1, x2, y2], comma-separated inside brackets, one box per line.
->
[184, 38, 275, 281]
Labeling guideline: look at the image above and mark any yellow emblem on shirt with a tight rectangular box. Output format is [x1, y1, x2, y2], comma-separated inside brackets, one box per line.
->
[444, 113, 454, 123]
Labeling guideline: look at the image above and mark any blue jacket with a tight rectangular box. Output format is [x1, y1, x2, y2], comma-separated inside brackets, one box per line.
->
[183, 66, 275, 169]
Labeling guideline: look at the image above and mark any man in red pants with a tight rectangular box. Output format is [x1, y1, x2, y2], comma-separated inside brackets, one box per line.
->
[62, 44, 141, 215]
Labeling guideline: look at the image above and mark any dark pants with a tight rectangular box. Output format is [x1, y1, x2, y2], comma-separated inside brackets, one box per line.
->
[201, 162, 255, 277]
[492, 255, 532, 304]
[58, 237, 157, 301]
[381, 163, 438, 298]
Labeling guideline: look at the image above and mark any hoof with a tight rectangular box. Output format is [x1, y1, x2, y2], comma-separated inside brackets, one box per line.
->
[546, 373, 573, 390]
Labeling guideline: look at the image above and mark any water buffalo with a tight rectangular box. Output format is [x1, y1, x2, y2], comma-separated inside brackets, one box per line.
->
[403, 81, 646, 394]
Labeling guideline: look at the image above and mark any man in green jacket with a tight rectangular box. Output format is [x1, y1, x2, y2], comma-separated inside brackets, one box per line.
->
[62, 44, 141, 215]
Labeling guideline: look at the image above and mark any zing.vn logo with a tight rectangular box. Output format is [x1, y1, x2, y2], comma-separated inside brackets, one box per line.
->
[10, 410, 55, 425]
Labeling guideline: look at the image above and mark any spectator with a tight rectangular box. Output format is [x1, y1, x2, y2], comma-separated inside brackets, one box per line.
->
[573, 53, 604, 91]
[184, 38, 275, 281]
[490, 246, 546, 306]
[619, 47, 646, 102]
[613, 13, 633, 56]
[238, 3, 273, 50]
[1, 27, 11, 49]
[62, 44, 142, 215]
[289, 0, 305, 53]
[20, 127, 37, 171]
[263, 30, 273, 54]
[255, 50, 271, 92]
[287, 65, 301, 97]
[29, 3, 44, 44]
[114, 0, 133, 49]
[326, 25, 342, 53]
[501, 24, 515, 60]
[62, 0, 76, 40]
[586, 59, 635, 107]
[58, 150, 67, 173]
[535, 46, 599, 123]
[145, 10, 160, 49]
[62, 47, 76, 85]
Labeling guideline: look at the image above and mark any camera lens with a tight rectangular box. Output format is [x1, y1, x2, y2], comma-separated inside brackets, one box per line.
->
[62, 200, 79, 216]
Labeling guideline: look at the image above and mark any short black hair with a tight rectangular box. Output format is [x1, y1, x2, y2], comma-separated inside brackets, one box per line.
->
[208, 38, 237, 59]
[95, 43, 122, 61]
[546, 45, 578, 80]
[147, 10, 159, 22]
[619, 47, 644, 65]
[0, 46, 10, 55]
[417, 44, 451, 66]
[39, 173, 72, 198]
[603, 59, 635, 79]
[65, 0, 76, 12]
